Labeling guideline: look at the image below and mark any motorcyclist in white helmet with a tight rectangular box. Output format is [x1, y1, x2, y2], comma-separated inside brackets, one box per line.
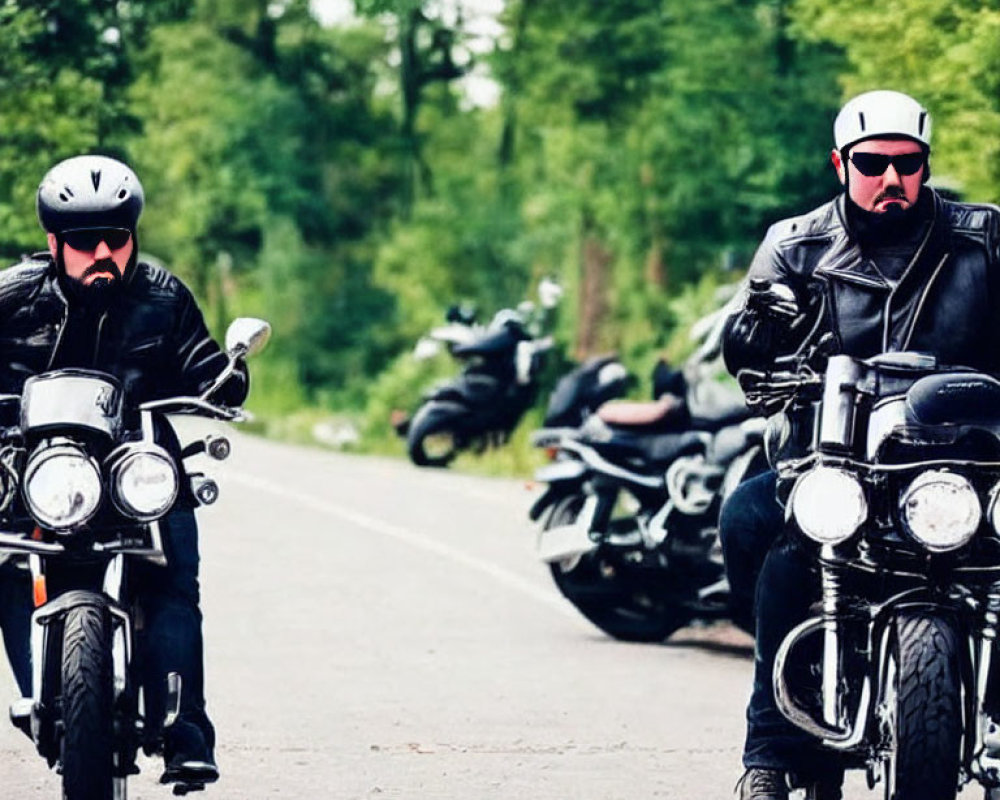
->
[718, 90, 1000, 799]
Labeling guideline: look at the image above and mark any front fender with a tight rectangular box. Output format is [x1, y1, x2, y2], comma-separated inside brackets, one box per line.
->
[408, 399, 471, 439]
[529, 462, 588, 521]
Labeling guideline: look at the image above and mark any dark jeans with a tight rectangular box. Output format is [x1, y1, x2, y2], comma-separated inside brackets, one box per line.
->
[0, 559, 31, 696]
[720, 471, 828, 774]
[0, 509, 213, 753]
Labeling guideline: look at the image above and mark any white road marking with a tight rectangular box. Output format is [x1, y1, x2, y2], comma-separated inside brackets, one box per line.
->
[227, 469, 584, 623]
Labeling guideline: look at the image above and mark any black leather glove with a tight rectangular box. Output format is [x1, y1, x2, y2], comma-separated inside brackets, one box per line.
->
[723, 280, 803, 375]
[745, 278, 800, 322]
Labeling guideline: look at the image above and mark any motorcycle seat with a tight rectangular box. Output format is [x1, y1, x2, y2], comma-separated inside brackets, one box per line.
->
[590, 429, 707, 470]
[906, 372, 1000, 426]
[597, 393, 689, 432]
[451, 324, 525, 358]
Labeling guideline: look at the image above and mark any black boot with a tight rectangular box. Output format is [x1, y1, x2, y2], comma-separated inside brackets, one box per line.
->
[736, 768, 789, 800]
[160, 720, 219, 787]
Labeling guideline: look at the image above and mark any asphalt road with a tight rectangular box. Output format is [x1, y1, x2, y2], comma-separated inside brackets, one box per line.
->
[0, 433, 969, 799]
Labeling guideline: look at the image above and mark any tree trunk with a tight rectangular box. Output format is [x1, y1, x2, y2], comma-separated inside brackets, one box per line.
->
[576, 219, 612, 359]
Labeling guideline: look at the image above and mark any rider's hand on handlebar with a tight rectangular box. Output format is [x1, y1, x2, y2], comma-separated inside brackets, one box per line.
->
[746, 279, 801, 323]
[738, 367, 821, 416]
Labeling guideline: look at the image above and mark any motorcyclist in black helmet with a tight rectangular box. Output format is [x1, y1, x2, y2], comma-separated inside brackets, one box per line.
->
[0, 154, 248, 786]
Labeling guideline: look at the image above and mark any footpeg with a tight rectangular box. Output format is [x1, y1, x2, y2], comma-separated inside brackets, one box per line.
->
[9, 698, 32, 737]
[164, 672, 182, 730]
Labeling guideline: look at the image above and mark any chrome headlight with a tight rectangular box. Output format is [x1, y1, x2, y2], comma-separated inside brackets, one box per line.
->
[790, 466, 867, 545]
[900, 470, 981, 553]
[23, 442, 102, 530]
[108, 445, 178, 521]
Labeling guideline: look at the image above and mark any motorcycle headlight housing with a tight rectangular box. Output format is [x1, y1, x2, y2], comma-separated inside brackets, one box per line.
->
[989, 483, 1000, 536]
[790, 466, 867, 545]
[108, 445, 178, 521]
[23, 442, 103, 530]
[900, 470, 981, 553]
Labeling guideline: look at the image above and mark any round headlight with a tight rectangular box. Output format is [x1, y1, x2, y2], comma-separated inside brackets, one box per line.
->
[23, 444, 102, 530]
[790, 466, 867, 545]
[110, 447, 178, 521]
[900, 470, 981, 553]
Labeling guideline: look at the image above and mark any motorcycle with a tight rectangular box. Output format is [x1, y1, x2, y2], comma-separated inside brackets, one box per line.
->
[541, 353, 633, 429]
[403, 279, 562, 467]
[529, 301, 767, 642]
[408, 302, 483, 362]
[751, 347, 1000, 799]
[0, 317, 270, 800]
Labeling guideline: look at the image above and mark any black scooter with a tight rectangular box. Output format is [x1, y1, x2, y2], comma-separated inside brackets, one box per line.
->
[402, 281, 562, 467]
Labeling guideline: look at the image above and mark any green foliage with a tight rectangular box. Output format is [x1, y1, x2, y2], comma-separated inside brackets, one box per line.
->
[2, 0, 998, 475]
[791, 0, 1000, 201]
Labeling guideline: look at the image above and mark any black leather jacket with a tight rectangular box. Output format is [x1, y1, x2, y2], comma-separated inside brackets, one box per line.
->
[0, 254, 248, 407]
[723, 188, 1000, 377]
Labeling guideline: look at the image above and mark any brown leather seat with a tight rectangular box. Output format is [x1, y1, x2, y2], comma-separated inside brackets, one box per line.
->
[597, 393, 684, 427]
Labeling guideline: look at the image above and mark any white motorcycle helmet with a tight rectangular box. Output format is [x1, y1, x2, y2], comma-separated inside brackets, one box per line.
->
[834, 90, 932, 153]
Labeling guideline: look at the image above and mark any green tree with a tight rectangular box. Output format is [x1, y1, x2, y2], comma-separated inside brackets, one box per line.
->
[792, 0, 1000, 201]
[0, 0, 189, 255]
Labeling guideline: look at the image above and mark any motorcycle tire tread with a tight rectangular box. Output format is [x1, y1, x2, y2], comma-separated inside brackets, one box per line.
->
[892, 610, 962, 800]
[60, 604, 115, 800]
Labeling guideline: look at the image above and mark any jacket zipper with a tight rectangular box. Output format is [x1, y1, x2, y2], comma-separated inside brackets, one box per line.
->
[93, 312, 108, 366]
[45, 297, 70, 371]
[900, 253, 951, 351]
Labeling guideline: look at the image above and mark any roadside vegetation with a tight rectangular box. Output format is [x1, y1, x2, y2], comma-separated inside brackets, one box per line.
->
[2, 0, 997, 472]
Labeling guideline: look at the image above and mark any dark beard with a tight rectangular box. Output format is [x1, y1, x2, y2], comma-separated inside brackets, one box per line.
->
[846, 188, 931, 245]
[62, 258, 123, 308]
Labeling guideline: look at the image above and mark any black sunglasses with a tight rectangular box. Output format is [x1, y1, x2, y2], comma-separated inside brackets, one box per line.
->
[62, 227, 132, 252]
[849, 151, 926, 177]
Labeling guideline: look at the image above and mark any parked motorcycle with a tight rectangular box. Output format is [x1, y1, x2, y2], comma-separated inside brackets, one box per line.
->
[749, 347, 1000, 799]
[0, 317, 270, 800]
[402, 280, 562, 467]
[541, 353, 633, 429]
[529, 296, 767, 642]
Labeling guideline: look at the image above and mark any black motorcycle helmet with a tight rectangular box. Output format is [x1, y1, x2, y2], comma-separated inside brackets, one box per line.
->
[36, 155, 144, 295]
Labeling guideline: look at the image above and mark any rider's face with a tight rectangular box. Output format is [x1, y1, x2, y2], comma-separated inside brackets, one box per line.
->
[47, 231, 134, 286]
[831, 138, 927, 213]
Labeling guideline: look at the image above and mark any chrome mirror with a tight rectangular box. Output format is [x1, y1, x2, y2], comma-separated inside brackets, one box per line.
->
[225, 318, 271, 358]
[537, 278, 563, 309]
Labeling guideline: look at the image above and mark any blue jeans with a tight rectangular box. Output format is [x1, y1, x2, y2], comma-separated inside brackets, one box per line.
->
[720, 471, 830, 774]
[134, 508, 215, 752]
[0, 509, 214, 753]
[0, 559, 31, 696]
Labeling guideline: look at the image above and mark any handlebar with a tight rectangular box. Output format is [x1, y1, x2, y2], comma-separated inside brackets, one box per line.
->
[138, 396, 246, 421]
[738, 367, 823, 415]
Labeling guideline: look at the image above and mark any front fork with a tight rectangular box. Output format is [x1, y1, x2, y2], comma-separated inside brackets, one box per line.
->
[971, 581, 1000, 785]
[776, 561, 1000, 788]
[18, 555, 179, 769]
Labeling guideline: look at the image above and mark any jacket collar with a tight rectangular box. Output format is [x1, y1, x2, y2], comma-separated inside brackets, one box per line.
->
[814, 189, 946, 290]
[39, 251, 139, 311]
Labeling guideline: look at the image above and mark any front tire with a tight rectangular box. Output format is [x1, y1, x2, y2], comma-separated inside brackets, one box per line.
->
[61, 605, 115, 800]
[545, 495, 691, 643]
[886, 610, 962, 800]
[406, 404, 461, 467]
